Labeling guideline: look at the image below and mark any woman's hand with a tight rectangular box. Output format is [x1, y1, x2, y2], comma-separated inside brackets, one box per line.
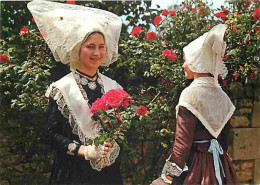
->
[78, 141, 113, 160]
[103, 141, 113, 158]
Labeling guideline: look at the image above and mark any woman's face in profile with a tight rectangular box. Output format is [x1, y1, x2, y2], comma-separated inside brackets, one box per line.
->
[79, 33, 106, 70]
[182, 55, 194, 79]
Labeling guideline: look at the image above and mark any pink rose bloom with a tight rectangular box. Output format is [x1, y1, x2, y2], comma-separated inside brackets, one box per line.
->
[91, 96, 108, 113]
[105, 89, 124, 108]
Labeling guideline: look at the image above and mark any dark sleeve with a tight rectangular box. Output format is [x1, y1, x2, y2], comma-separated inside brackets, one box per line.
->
[169, 106, 197, 169]
[46, 97, 80, 155]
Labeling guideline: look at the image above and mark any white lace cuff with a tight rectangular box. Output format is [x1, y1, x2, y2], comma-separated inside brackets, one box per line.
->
[163, 157, 188, 177]
[90, 140, 120, 171]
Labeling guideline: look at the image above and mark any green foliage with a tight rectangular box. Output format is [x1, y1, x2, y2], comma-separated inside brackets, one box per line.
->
[0, 0, 259, 184]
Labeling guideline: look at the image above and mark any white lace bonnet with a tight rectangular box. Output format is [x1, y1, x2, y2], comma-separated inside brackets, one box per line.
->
[183, 24, 228, 81]
[27, 0, 122, 70]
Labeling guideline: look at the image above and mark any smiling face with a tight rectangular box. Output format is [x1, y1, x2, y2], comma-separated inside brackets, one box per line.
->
[79, 32, 106, 72]
[182, 54, 195, 79]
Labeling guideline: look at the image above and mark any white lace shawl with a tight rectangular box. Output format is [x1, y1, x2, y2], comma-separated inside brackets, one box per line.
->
[45, 72, 122, 170]
[176, 77, 235, 138]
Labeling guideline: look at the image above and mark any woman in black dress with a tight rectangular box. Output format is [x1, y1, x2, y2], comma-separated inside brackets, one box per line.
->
[28, 1, 123, 184]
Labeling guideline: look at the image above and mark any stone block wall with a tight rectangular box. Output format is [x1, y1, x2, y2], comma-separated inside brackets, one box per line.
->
[229, 98, 260, 184]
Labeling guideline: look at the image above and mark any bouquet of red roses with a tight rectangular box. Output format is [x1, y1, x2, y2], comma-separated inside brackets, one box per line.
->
[88, 88, 144, 146]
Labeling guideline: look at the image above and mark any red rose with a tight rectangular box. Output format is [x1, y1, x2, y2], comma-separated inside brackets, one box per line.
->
[215, 12, 226, 18]
[136, 105, 147, 116]
[253, 26, 259, 31]
[232, 27, 237, 32]
[169, 11, 176, 15]
[192, 8, 196, 11]
[163, 39, 168, 45]
[222, 7, 230, 15]
[250, 72, 255, 79]
[0, 54, 9, 64]
[162, 9, 169, 16]
[167, 53, 178, 61]
[162, 49, 171, 57]
[162, 78, 166, 84]
[66, 0, 75, 4]
[187, 4, 192, 10]
[244, 0, 251, 6]
[153, 16, 162, 26]
[91, 96, 108, 113]
[162, 49, 177, 61]
[146, 32, 156, 41]
[253, 8, 260, 20]
[232, 73, 238, 81]
[20, 26, 29, 36]
[31, 18, 35, 22]
[131, 26, 142, 36]
[248, 40, 252, 45]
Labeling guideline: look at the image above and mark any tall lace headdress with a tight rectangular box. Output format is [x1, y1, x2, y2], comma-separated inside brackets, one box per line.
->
[183, 24, 228, 84]
[27, 0, 122, 71]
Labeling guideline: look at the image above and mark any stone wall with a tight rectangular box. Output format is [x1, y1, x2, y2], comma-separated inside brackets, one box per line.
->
[228, 82, 260, 184]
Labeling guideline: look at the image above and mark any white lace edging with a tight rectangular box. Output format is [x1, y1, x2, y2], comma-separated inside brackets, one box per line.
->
[45, 83, 100, 144]
[90, 140, 120, 171]
[176, 102, 235, 138]
[163, 157, 188, 177]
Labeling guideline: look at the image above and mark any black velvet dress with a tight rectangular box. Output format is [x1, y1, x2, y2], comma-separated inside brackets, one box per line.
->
[46, 71, 123, 185]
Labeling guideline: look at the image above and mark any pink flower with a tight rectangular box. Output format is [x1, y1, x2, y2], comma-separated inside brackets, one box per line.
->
[250, 72, 255, 79]
[32, 18, 35, 22]
[233, 73, 238, 80]
[105, 89, 128, 108]
[91, 96, 108, 113]
[162, 49, 171, 57]
[153, 16, 162, 26]
[167, 53, 177, 61]
[187, 4, 192, 10]
[248, 40, 252, 45]
[169, 11, 176, 16]
[131, 26, 142, 36]
[146, 32, 157, 41]
[232, 27, 238, 32]
[162, 9, 169, 16]
[253, 8, 260, 20]
[20, 26, 29, 36]
[192, 8, 196, 12]
[136, 105, 147, 116]
[0, 54, 9, 64]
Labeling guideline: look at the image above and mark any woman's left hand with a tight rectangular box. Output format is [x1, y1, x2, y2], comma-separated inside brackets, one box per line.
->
[102, 141, 113, 158]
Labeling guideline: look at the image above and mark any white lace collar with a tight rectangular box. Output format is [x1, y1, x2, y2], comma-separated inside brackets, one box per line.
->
[45, 72, 122, 143]
[176, 77, 235, 138]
